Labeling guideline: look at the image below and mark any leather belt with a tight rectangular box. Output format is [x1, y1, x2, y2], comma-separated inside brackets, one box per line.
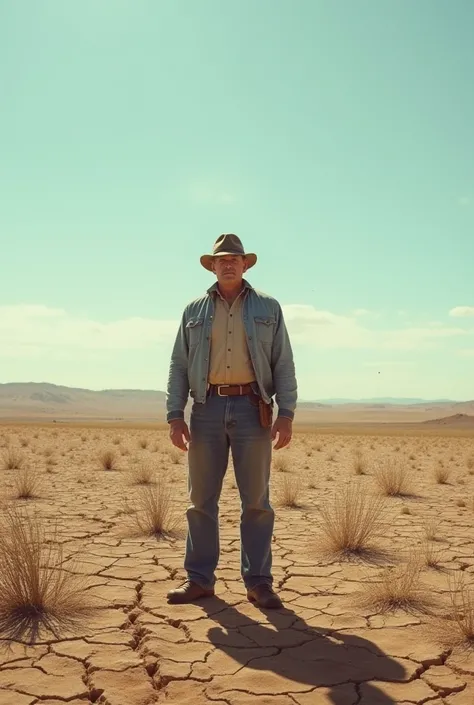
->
[208, 383, 255, 396]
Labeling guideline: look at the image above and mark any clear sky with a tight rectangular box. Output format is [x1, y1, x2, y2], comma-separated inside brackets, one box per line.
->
[1, 0, 473, 401]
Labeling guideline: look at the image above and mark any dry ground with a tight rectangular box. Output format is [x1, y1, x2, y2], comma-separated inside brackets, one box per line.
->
[0, 422, 473, 705]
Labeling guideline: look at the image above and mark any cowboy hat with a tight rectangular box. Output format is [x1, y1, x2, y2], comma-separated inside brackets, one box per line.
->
[200, 233, 257, 271]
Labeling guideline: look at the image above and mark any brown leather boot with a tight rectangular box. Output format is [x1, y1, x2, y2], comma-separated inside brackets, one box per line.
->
[247, 583, 283, 609]
[167, 580, 215, 604]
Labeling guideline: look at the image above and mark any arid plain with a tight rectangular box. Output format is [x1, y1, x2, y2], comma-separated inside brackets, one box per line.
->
[0, 416, 473, 705]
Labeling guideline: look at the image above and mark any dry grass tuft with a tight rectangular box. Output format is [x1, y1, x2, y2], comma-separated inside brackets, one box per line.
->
[98, 449, 118, 471]
[316, 483, 387, 559]
[131, 479, 182, 538]
[373, 458, 412, 497]
[13, 467, 42, 499]
[423, 540, 445, 569]
[423, 518, 441, 542]
[1, 448, 26, 471]
[275, 474, 301, 508]
[357, 557, 435, 614]
[168, 448, 182, 465]
[434, 573, 474, 649]
[434, 462, 451, 484]
[129, 462, 156, 485]
[466, 454, 474, 471]
[138, 438, 149, 450]
[273, 454, 290, 472]
[352, 447, 367, 475]
[0, 505, 95, 641]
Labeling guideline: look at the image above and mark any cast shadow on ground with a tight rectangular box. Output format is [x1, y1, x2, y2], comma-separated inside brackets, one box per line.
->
[201, 596, 406, 705]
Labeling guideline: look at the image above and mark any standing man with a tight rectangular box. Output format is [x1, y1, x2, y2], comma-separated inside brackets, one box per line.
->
[166, 234, 297, 609]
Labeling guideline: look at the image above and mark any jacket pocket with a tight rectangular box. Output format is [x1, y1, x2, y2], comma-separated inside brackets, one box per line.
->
[254, 315, 275, 345]
[186, 317, 204, 348]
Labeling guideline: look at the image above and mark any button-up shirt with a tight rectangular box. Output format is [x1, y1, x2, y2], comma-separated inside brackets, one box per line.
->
[208, 287, 256, 385]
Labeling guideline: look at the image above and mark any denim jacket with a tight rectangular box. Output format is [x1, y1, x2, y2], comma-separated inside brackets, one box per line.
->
[166, 279, 297, 422]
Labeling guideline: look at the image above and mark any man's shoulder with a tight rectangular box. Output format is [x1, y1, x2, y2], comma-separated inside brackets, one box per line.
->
[248, 286, 281, 310]
[182, 292, 211, 316]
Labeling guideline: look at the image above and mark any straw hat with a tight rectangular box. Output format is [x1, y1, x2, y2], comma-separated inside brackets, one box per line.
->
[200, 234, 257, 271]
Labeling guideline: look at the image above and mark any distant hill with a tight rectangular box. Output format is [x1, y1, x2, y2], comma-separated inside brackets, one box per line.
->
[0, 383, 473, 424]
[422, 413, 474, 427]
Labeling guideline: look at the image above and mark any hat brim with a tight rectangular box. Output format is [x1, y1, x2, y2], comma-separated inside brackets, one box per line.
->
[200, 252, 257, 272]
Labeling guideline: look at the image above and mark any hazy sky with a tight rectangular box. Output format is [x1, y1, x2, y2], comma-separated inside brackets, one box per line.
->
[1, 0, 473, 400]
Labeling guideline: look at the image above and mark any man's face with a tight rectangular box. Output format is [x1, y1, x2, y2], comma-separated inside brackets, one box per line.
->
[212, 255, 248, 284]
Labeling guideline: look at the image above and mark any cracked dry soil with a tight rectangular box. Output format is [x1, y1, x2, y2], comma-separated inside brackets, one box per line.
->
[0, 424, 474, 705]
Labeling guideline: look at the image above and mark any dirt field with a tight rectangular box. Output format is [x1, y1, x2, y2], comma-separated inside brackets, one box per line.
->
[0, 422, 473, 705]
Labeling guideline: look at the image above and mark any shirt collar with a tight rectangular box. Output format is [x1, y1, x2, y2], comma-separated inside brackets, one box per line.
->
[207, 278, 253, 296]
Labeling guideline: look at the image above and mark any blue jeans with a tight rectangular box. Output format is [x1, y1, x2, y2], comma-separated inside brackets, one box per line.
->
[185, 391, 274, 590]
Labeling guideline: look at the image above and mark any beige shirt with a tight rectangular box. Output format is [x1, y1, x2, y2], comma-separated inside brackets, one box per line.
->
[208, 289, 256, 385]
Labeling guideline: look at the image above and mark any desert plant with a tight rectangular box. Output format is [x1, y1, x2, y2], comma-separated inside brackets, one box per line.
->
[353, 447, 367, 475]
[434, 462, 451, 484]
[273, 454, 289, 472]
[373, 458, 412, 497]
[358, 557, 434, 614]
[317, 483, 386, 558]
[0, 505, 93, 641]
[129, 462, 155, 485]
[423, 540, 444, 569]
[1, 448, 25, 471]
[19, 437, 29, 448]
[131, 480, 181, 538]
[436, 573, 474, 648]
[13, 467, 41, 499]
[168, 448, 182, 465]
[423, 518, 441, 542]
[466, 454, 474, 471]
[138, 438, 149, 449]
[275, 475, 301, 508]
[98, 449, 118, 471]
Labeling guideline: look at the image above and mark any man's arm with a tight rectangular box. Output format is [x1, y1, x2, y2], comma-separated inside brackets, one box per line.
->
[271, 302, 297, 420]
[166, 310, 190, 422]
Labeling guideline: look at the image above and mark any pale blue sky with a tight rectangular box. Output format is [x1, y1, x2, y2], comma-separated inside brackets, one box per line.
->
[1, 0, 473, 400]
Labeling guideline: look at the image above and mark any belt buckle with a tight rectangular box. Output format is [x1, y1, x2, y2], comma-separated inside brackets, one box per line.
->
[217, 384, 243, 395]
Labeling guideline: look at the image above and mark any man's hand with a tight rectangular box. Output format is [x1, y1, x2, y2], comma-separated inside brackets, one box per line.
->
[271, 416, 292, 450]
[169, 419, 190, 451]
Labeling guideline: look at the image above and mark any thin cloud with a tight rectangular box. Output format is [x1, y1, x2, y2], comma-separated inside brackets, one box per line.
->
[0, 305, 178, 358]
[449, 306, 474, 317]
[282, 304, 470, 351]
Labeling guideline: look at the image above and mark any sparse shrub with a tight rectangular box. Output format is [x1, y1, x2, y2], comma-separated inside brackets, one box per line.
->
[138, 438, 149, 450]
[131, 480, 181, 537]
[353, 447, 367, 475]
[374, 458, 412, 497]
[358, 557, 434, 613]
[13, 467, 41, 499]
[436, 573, 474, 648]
[169, 448, 182, 465]
[423, 518, 441, 542]
[275, 475, 301, 508]
[466, 454, 474, 471]
[316, 483, 386, 558]
[19, 437, 29, 448]
[112, 437, 121, 445]
[423, 540, 444, 569]
[273, 454, 289, 472]
[434, 462, 451, 484]
[129, 462, 155, 485]
[98, 449, 118, 471]
[1, 448, 25, 471]
[0, 505, 93, 641]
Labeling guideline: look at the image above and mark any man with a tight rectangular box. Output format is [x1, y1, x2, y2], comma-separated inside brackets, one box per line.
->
[165, 234, 297, 609]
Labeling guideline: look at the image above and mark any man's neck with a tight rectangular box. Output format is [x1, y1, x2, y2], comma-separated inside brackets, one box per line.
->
[217, 280, 244, 306]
